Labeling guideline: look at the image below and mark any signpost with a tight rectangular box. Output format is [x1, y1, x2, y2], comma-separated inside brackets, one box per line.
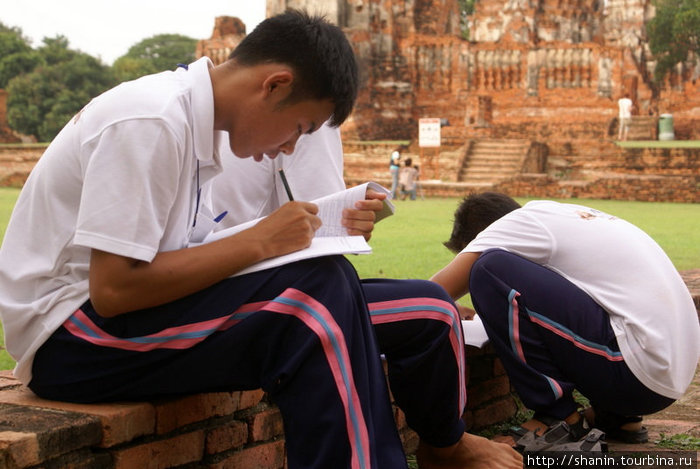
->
[418, 118, 441, 178]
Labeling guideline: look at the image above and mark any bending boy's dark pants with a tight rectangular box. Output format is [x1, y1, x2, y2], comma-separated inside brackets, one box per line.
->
[30, 256, 465, 469]
[469, 249, 673, 420]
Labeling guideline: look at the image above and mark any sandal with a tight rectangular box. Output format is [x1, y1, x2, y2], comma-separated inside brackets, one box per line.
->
[591, 408, 648, 444]
[511, 420, 607, 454]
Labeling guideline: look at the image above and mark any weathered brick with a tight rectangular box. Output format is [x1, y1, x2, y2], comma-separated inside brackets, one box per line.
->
[0, 386, 156, 448]
[205, 420, 248, 455]
[207, 440, 285, 469]
[39, 448, 113, 469]
[472, 397, 519, 429]
[238, 390, 265, 410]
[466, 375, 512, 409]
[493, 358, 507, 377]
[394, 406, 408, 431]
[248, 407, 284, 443]
[0, 431, 40, 468]
[0, 403, 102, 464]
[399, 427, 420, 455]
[154, 392, 237, 435]
[112, 430, 205, 469]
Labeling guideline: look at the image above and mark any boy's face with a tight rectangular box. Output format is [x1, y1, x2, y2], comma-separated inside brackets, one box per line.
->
[227, 97, 334, 162]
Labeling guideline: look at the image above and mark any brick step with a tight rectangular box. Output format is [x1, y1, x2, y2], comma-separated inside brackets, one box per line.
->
[464, 166, 522, 175]
[0, 347, 519, 469]
[462, 166, 522, 176]
[469, 150, 525, 159]
[466, 154, 522, 161]
[471, 144, 529, 152]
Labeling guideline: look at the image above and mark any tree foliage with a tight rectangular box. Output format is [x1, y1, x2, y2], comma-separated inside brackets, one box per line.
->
[7, 36, 116, 142]
[458, 0, 476, 40]
[647, 0, 700, 81]
[1, 26, 197, 141]
[121, 33, 198, 72]
[111, 56, 158, 83]
[0, 23, 42, 89]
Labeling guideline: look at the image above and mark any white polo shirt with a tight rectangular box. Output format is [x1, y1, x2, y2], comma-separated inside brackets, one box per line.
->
[0, 57, 223, 384]
[464, 200, 699, 399]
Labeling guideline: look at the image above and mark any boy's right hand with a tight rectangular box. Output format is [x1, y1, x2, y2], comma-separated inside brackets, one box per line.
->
[249, 201, 321, 259]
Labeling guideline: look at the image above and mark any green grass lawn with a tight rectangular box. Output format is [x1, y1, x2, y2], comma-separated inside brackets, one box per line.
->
[349, 196, 700, 279]
[0, 189, 698, 370]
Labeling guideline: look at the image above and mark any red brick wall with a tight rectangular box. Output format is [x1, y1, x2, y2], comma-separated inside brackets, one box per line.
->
[0, 346, 519, 469]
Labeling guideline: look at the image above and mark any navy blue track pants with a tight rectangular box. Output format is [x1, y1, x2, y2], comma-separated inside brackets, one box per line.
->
[469, 249, 673, 420]
[30, 256, 466, 469]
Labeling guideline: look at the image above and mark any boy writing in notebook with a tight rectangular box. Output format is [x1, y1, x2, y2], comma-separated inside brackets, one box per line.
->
[0, 10, 519, 469]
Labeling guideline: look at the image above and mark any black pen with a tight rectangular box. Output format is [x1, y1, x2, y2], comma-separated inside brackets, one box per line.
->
[278, 168, 294, 201]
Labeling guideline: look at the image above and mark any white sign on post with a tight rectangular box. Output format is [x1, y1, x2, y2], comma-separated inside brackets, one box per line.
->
[418, 118, 441, 147]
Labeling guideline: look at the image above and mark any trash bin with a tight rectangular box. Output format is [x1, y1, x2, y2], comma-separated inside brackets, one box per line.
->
[658, 113, 674, 140]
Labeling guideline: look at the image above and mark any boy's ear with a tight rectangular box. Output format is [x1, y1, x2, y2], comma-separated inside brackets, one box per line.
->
[262, 70, 294, 99]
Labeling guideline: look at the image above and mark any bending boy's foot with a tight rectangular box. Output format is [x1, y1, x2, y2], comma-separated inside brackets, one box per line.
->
[416, 433, 522, 469]
[520, 409, 582, 436]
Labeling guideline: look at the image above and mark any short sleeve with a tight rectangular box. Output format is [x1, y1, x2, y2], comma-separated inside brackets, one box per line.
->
[74, 119, 185, 262]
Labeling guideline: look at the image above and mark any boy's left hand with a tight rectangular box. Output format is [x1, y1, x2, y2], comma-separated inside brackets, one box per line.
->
[342, 189, 387, 241]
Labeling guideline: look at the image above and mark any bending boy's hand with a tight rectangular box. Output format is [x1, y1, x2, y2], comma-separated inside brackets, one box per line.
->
[342, 189, 387, 241]
[458, 304, 476, 320]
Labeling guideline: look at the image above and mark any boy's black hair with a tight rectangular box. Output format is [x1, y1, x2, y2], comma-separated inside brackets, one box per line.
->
[229, 9, 358, 127]
[444, 192, 521, 253]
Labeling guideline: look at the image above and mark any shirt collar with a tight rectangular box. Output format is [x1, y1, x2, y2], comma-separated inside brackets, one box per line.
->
[183, 57, 222, 179]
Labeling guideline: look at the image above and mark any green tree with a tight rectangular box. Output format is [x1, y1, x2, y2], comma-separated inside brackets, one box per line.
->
[458, 0, 476, 40]
[111, 56, 158, 83]
[0, 23, 43, 88]
[38, 36, 79, 65]
[7, 36, 116, 141]
[647, 0, 700, 81]
[121, 33, 198, 72]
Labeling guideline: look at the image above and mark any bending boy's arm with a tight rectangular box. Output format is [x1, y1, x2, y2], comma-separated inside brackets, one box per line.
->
[430, 251, 481, 301]
[89, 202, 320, 318]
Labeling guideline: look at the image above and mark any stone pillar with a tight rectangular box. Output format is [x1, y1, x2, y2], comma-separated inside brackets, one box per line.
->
[527, 49, 540, 96]
[597, 55, 612, 97]
[476, 95, 493, 127]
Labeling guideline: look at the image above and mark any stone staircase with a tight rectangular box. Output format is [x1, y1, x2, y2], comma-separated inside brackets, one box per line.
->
[458, 139, 531, 183]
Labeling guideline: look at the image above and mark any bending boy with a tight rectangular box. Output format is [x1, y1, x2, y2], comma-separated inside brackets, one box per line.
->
[432, 192, 699, 443]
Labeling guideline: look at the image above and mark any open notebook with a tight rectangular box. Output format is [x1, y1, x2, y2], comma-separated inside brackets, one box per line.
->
[462, 315, 490, 348]
[190, 182, 394, 276]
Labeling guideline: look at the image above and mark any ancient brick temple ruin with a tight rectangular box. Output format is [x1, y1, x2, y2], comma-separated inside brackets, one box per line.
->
[0, 0, 697, 200]
[191, 0, 699, 201]
[265, 0, 699, 143]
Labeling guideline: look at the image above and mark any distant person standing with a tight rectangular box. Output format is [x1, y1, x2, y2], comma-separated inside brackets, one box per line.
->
[617, 93, 634, 141]
[399, 158, 419, 201]
[389, 150, 401, 199]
